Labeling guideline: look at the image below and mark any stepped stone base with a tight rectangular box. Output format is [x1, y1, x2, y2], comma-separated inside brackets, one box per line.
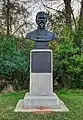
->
[14, 92, 69, 112]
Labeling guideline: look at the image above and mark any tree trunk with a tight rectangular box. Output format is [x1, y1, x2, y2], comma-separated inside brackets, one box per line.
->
[63, 0, 72, 28]
[6, 0, 10, 35]
[79, 0, 83, 28]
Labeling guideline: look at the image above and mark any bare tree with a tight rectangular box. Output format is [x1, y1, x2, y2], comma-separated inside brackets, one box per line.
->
[40, 0, 76, 29]
[0, 0, 33, 36]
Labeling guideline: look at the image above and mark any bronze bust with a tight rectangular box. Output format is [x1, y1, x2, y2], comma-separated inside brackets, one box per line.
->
[26, 11, 57, 48]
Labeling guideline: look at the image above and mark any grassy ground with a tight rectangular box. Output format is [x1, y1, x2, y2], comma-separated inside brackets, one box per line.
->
[0, 89, 83, 120]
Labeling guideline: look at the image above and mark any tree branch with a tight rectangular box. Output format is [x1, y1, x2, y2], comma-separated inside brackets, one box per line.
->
[41, 0, 57, 11]
[12, 22, 33, 36]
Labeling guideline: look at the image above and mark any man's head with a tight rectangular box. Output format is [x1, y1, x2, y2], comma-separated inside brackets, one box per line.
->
[36, 11, 47, 29]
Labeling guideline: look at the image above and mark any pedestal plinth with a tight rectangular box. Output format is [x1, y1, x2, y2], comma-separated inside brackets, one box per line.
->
[15, 49, 69, 112]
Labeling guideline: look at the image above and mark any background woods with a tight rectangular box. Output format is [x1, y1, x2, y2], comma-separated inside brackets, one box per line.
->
[0, 0, 83, 92]
[0, 0, 33, 36]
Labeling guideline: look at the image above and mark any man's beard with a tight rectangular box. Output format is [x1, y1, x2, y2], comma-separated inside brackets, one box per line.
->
[39, 22, 45, 28]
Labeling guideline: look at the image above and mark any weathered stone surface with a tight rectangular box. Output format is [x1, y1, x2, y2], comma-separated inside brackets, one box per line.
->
[23, 93, 60, 109]
[30, 73, 53, 95]
[15, 98, 69, 112]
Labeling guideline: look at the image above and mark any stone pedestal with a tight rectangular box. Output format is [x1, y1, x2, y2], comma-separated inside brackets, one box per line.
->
[15, 49, 69, 112]
[23, 93, 60, 109]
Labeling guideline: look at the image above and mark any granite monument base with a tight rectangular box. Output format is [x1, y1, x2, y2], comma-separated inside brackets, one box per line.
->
[15, 49, 69, 112]
[15, 92, 69, 112]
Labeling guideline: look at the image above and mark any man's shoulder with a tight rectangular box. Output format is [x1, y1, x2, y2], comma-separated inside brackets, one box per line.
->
[26, 29, 37, 36]
[45, 30, 57, 39]
[26, 30, 37, 39]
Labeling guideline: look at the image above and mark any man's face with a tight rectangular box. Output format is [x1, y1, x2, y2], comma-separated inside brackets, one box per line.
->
[36, 12, 47, 29]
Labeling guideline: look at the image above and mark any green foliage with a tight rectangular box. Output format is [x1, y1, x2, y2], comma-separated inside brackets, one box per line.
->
[50, 27, 83, 89]
[0, 25, 83, 90]
[0, 35, 34, 90]
[0, 35, 27, 75]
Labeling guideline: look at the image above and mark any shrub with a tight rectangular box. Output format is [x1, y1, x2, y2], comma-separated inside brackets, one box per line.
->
[0, 35, 34, 90]
[50, 27, 83, 89]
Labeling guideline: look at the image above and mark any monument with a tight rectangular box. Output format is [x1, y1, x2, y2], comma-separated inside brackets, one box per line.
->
[15, 12, 69, 112]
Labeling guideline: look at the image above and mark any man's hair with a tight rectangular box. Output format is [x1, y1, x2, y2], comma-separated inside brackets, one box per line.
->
[36, 11, 47, 22]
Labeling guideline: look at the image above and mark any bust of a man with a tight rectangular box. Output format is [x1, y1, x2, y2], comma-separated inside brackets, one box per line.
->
[26, 11, 57, 49]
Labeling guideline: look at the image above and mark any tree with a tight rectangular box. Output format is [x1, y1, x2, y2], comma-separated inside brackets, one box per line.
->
[0, 0, 33, 36]
[6, 0, 10, 35]
[79, 0, 83, 28]
[40, 0, 76, 29]
[63, 0, 72, 28]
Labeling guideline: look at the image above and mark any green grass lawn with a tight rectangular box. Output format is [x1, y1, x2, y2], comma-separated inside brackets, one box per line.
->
[0, 89, 83, 120]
